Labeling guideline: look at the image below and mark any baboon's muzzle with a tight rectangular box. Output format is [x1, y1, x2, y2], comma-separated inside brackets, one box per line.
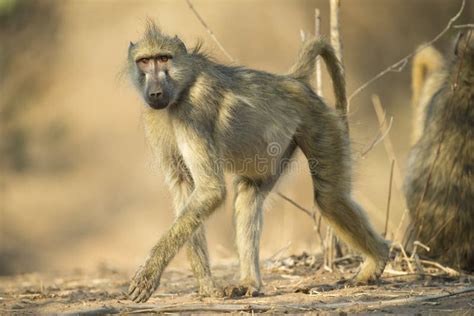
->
[146, 90, 169, 110]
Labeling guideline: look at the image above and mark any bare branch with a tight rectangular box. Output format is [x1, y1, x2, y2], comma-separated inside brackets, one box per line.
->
[330, 0, 343, 65]
[411, 240, 430, 259]
[390, 208, 408, 250]
[420, 259, 460, 277]
[315, 8, 323, 96]
[323, 227, 335, 272]
[322, 0, 346, 269]
[185, 0, 235, 62]
[300, 29, 306, 41]
[383, 159, 395, 238]
[393, 242, 415, 273]
[359, 115, 393, 158]
[267, 241, 293, 261]
[276, 192, 315, 220]
[348, 0, 466, 103]
[454, 24, 474, 29]
[371, 95, 404, 198]
[425, 212, 456, 245]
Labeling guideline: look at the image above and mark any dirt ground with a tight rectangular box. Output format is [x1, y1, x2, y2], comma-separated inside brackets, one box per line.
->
[1, 254, 473, 315]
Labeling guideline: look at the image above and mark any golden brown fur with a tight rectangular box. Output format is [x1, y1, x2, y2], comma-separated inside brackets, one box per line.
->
[404, 31, 474, 271]
[410, 45, 446, 145]
[126, 22, 389, 303]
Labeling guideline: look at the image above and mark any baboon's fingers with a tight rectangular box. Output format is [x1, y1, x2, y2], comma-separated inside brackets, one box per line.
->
[128, 266, 159, 302]
[128, 281, 142, 301]
[128, 277, 140, 298]
[129, 282, 152, 303]
[224, 285, 262, 298]
[136, 287, 153, 303]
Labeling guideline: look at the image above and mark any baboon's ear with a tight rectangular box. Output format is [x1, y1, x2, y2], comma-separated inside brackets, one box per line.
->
[454, 30, 473, 56]
[174, 35, 187, 54]
[454, 31, 464, 56]
[129, 41, 135, 53]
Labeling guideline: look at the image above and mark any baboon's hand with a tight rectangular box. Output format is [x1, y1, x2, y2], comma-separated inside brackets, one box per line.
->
[224, 284, 262, 298]
[128, 262, 160, 303]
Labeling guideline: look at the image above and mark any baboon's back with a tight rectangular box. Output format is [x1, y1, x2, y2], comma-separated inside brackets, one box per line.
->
[404, 82, 474, 271]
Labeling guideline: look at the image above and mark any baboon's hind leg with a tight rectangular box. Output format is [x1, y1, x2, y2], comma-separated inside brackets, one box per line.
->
[231, 177, 265, 297]
[231, 141, 297, 297]
[295, 118, 389, 283]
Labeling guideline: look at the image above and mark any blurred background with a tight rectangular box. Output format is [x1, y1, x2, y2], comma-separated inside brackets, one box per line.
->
[1, 0, 472, 275]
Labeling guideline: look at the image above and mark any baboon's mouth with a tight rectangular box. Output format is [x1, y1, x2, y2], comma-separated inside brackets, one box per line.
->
[146, 99, 169, 110]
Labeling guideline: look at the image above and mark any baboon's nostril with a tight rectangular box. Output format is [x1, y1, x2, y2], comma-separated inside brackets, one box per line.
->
[149, 92, 162, 99]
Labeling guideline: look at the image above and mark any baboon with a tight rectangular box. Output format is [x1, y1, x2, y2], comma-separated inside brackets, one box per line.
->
[127, 21, 389, 303]
[404, 30, 474, 271]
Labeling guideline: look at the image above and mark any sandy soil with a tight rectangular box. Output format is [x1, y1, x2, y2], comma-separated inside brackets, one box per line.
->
[1, 254, 473, 315]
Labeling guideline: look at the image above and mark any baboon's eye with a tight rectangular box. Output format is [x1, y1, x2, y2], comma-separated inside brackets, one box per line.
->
[138, 58, 150, 64]
[159, 55, 170, 62]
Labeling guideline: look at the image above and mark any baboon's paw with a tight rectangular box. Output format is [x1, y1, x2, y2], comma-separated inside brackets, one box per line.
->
[224, 284, 262, 298]
[198, 280, 225, 298]
[128, 264, 160, 303]
[352, 254, 388, 285]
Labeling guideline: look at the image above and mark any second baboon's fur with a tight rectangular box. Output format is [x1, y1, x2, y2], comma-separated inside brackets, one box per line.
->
[127, 21, 389, 303]
[404, 31, 474, 271]
[410, 45, 446, 145]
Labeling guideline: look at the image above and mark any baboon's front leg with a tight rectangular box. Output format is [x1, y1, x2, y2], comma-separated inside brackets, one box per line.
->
[129, 132, 225, 303]
[170, 167, 223, 297]
[129, 183, 225, 302]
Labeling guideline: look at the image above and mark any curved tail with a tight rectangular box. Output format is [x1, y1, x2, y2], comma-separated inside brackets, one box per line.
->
[289, 37, 347, 119]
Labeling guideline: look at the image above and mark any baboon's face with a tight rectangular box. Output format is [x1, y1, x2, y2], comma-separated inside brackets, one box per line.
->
[135, 54, 174, 109]
[128, 25, 188, 110]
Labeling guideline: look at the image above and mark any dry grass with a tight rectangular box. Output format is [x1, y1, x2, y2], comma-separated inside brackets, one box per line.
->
[1, 253, 472, 314]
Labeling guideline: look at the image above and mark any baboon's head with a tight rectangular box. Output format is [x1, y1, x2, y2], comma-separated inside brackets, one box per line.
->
[128, 21, 189, 110]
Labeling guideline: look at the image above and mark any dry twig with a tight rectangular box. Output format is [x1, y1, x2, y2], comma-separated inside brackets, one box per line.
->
[64, 287, 474, 314]
[330, 0, 343, 65]
[267, 241, 293, 262]
[313, 7, 324, 254]
[185, 0, 234, 62]
[454, 24, 474, 29]
[393, 208, 408, 245]
[348, 0, 466, 104]
[300, 29, 306, 41]
[371, 95, 404, 198]
[425, 211, 456, 246]
[322, 0, 347, 271]
[359, 115, 393, 158]
[383, 159, 395, 237]
[323, 227, 334, 272]
[315, 8, 323, 96]
[276, 192, 315, 220]
[411, 240, 430, 258]
[388, 239, 461, 278]
[276, 191, 325, 252]
[420, 260, 460, 277]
